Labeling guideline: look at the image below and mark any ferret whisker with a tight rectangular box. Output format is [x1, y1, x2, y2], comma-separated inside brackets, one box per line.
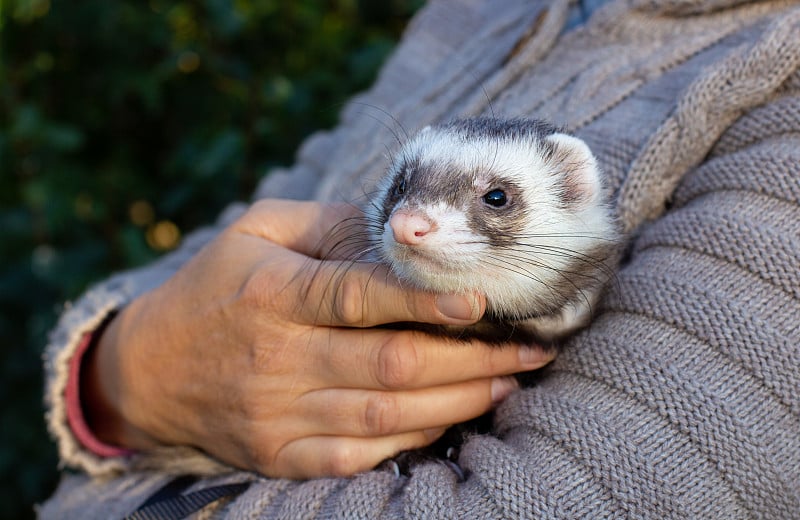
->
[382, 143, 395, 163]
[477, 256, 569, 309]
[515, 232, 618, 241]
[489, 251, 600, 294]
[499, 247, 605, 312]
[355, 187, 386, 207]
[314, 215, 370, 247]
[455, 240, 611, 281]
[501, 250, 614, 293]
[490, 250, 603, 305]
[511, 243, 617, 281]
[305, 243, 387, 328]
[350, 102, 408, 149]
[298, 213, 384, 324]
[351, 101, 410, 141]
[506, 244, 597, 268]
[491, 249, 599, 279]
[511, 239, 614, 264]
[321, 232, 374, 261]
[330, 240, 381, 262]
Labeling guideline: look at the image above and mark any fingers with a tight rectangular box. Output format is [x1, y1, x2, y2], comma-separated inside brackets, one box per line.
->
[296, 376, 519, 438]
[270, 428, 447, 479]
[237, 198, 362, 255]
[291, 260, 485, 328]
[237, 199, 487, 328]
[313, 328, 554, 391]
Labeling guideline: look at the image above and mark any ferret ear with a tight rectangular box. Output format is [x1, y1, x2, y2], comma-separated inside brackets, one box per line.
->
[545, 133, 603, 208]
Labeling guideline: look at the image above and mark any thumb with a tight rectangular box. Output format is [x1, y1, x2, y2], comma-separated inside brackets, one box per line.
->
[236, 199, 362, 257]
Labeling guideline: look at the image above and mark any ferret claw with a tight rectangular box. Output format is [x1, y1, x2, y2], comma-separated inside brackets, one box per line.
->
[383, 445, 464, 480]
[387, 460, 401, 478]
[440, 459, 466, 482]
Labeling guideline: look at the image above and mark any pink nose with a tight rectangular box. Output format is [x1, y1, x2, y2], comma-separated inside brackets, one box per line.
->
[389, 210, 435, 245]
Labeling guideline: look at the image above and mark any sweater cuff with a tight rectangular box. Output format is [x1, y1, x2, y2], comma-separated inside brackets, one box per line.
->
[65, 331, 135, 459]
[45, 283, 136, 476]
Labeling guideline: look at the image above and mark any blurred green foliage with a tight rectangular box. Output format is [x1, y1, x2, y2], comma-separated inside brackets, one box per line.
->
[0, 0, 421, 517]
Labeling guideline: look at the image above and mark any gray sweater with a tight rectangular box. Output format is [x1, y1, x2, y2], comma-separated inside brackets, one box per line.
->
[40, 0, 800, 517]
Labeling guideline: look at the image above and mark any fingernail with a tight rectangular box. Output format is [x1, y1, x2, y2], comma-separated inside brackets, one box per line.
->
[519, 345, 554, 369]
[436, 294, 479, 321]
[424, 427, 447, 441]
[491, 376, 519, 404]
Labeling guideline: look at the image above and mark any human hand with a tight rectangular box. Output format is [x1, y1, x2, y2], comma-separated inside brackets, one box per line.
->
[83, 199, 554, 478]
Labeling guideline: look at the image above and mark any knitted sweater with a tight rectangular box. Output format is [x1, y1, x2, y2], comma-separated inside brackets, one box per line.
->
[40, 0, 800, 517]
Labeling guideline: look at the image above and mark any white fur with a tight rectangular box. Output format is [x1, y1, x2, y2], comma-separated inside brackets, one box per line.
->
[367, 122, 618, 339]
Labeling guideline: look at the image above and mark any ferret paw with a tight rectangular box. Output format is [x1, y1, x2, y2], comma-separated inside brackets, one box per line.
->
[382, 446, 466, 481]
[440, 446, 466, 481]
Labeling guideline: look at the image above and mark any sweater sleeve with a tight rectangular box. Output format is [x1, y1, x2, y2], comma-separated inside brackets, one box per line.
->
[39, 0, 800, 518]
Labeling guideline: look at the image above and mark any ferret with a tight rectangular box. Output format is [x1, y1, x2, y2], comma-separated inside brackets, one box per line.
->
[324, 117, 620, 479]
[364, 117, 619, 344]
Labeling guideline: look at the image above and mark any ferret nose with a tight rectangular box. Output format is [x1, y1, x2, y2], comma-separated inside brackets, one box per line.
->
[389, 210, 435, 245]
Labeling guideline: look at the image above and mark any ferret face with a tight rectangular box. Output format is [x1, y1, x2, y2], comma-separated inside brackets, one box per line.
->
[366, 118, 618, 322]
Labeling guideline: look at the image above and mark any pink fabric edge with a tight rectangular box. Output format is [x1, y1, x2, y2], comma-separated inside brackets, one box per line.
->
[65, 332, 135, 458]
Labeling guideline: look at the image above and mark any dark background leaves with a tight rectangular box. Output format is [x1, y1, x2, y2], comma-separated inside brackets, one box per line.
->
[0, 1, 421, 517]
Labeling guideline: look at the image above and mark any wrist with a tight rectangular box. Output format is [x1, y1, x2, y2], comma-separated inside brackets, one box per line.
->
[82, 302, 161, 450]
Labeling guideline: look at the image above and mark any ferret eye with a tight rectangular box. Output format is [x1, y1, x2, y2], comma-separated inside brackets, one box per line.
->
[394, 179, 406, 197]
[483, 189, 507, 207]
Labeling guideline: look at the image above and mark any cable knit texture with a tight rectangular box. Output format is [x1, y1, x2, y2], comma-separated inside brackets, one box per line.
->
[40, 0, 800, 517]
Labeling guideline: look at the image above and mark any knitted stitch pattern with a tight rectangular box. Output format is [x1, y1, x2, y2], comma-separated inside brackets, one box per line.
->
[40, 0, 800, 518]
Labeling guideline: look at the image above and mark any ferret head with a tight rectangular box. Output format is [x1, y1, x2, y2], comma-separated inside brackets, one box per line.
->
[366, 117, 618, 322]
